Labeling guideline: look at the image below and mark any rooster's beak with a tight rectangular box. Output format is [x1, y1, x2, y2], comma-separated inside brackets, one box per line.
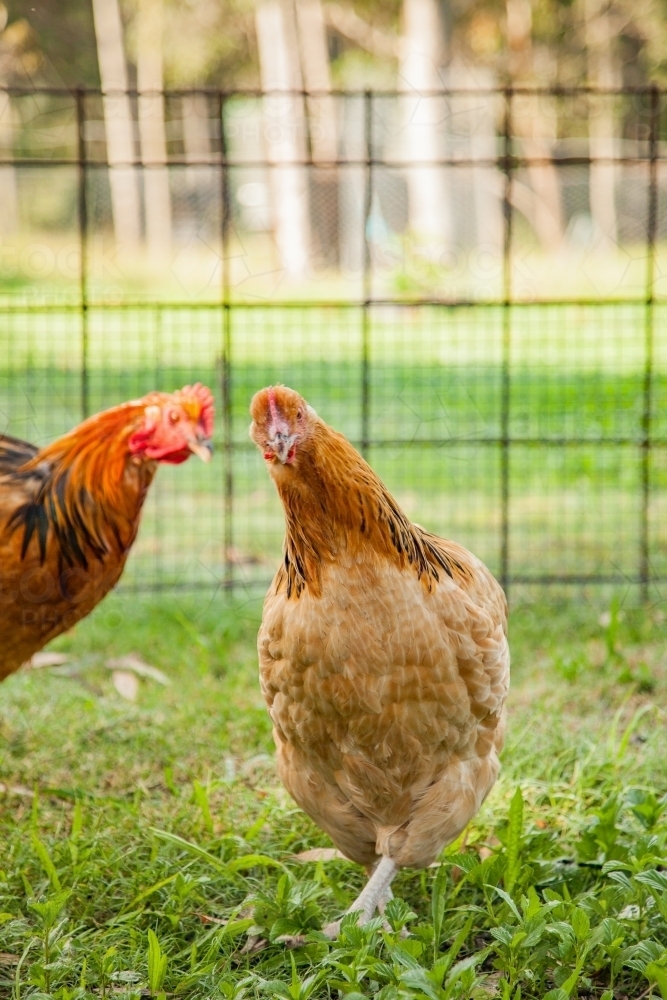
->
[188, 437, 213, 463]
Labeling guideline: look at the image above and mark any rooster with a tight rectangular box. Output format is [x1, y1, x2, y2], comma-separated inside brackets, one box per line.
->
[250, 385, 509, 936]
[0, 384, 214, 682]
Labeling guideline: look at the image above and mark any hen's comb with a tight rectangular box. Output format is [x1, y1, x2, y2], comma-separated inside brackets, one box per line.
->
[267, 387, 280, 426]
[175, 383, 215, 438]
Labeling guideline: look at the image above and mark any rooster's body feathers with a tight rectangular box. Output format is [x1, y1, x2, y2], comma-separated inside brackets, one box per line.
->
[0, 428, 153, 680]
[0, 386, 214, 682]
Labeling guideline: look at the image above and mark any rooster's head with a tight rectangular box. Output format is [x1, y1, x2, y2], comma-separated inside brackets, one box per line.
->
[249, 386, 317, 469]
[128, 383, 215, 465]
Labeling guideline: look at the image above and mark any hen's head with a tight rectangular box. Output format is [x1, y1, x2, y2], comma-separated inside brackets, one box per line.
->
[249, 386, 317, 472]
[128, 383, 215, 465]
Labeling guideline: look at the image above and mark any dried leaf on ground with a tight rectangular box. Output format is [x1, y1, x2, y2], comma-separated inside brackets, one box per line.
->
[240, 935, 268, 954]
[111, 670, 139, 701]
[28, 652, 70, 669]
[105, 654, 169, 685]
[292, 847, 347, 862]
[0, 783, 34, 797]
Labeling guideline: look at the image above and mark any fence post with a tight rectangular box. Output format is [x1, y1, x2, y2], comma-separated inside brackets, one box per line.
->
[75, 87, 89, 420]
[640, 83, 660, 603]
[500, 86, 513, 597]
[361, 89, 372, 458]
[219, 91, 234, 596]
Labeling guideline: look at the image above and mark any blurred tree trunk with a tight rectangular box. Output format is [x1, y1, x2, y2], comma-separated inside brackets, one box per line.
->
[295, 0, 339, 266]
[91, 0, 141, 248]
[448, 59, 503, 257]
[180, 91, 215, 246]
[514, 96, 564, 252]
[0, 90, 18, 235]
[182, 94, 211, 161]
[256, 0, 310, 276]
[400, 0, 452, 243]
[507, 0, 564, 252]
[585, 0, 617, 245]
[295, 0, 336, 164]
[137, 0, 172, 261]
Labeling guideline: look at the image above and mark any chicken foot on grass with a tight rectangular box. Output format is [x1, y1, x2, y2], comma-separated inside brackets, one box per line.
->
[278, 858, 398, 949]
[323, 855, 398, 940]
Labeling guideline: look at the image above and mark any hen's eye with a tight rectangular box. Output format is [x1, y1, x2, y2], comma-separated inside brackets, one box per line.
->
[169, 410, 180, 424]
[297, 409, 303, 419]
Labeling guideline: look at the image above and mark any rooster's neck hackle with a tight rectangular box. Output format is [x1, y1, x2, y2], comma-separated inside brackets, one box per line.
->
[274, 420, 467, 599]
[36, 401, 150, 504]
[8, 403, 154, 569]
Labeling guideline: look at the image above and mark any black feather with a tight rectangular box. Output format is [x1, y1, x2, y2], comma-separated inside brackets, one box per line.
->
[21, 505, 37, 559]
[1, 438, 96, 569]
[37, 506, 48, 562]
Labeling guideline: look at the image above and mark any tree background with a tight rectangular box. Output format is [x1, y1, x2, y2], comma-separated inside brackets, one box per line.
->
[4, 0, 665, 93]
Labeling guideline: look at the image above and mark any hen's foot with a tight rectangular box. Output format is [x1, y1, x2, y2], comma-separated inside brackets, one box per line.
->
[322, 856, 398, 940]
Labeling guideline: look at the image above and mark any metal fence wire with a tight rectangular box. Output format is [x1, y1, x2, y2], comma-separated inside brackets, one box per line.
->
[1, 85, 666, 599]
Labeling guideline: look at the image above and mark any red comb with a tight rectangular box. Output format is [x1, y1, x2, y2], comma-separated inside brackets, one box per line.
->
[267, 387, 280, 425]
[177, 383, 215, 437]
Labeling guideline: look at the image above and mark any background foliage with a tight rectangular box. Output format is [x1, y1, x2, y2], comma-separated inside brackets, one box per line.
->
[3, 0, 667, 90]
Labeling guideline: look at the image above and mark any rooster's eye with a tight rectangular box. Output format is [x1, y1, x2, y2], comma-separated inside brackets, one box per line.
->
[169, 410, 180, 424]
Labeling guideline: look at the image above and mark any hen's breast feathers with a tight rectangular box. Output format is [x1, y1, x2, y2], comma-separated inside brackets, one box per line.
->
[259, 538, 509, 869]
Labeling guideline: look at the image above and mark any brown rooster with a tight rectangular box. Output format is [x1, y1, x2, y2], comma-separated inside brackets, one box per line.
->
[0, 384, 214, 682]
[250, 385, 509, 936]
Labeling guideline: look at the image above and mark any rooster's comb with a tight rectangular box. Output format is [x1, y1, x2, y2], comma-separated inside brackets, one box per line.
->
[173, 383, 215, 437]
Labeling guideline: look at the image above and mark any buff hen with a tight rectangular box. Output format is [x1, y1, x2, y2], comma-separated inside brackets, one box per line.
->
[250, 385, 509, 936]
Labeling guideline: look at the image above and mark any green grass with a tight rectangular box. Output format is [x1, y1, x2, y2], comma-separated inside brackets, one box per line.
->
[3, 591, 667, 998]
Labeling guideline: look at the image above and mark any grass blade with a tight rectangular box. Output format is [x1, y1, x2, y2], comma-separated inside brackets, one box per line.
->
[150, 829, 233, 876]
[30, 833, 61, 892]
[504, 786, 523, 894]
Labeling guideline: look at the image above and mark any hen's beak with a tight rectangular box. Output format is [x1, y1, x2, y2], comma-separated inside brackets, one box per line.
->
[188, 437, 213, 463]
[267, 431, 297, 464]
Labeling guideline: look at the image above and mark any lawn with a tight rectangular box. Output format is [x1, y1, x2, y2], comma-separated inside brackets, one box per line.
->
[2, 589, 667, 999]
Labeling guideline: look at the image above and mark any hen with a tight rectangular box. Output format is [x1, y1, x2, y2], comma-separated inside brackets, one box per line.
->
[250, 385, 509, 935]
[0, 384, 214, 682]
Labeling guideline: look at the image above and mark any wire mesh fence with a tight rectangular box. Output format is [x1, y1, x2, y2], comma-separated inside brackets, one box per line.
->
[0, 85, 666, 598]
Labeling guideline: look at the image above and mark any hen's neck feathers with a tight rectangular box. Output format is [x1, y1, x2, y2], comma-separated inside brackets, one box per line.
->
[274, 419, 467, 598]
[8, 403, 153, 568]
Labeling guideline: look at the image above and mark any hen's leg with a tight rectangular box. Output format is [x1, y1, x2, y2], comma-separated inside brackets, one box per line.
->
[323, 855, 397, 940]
